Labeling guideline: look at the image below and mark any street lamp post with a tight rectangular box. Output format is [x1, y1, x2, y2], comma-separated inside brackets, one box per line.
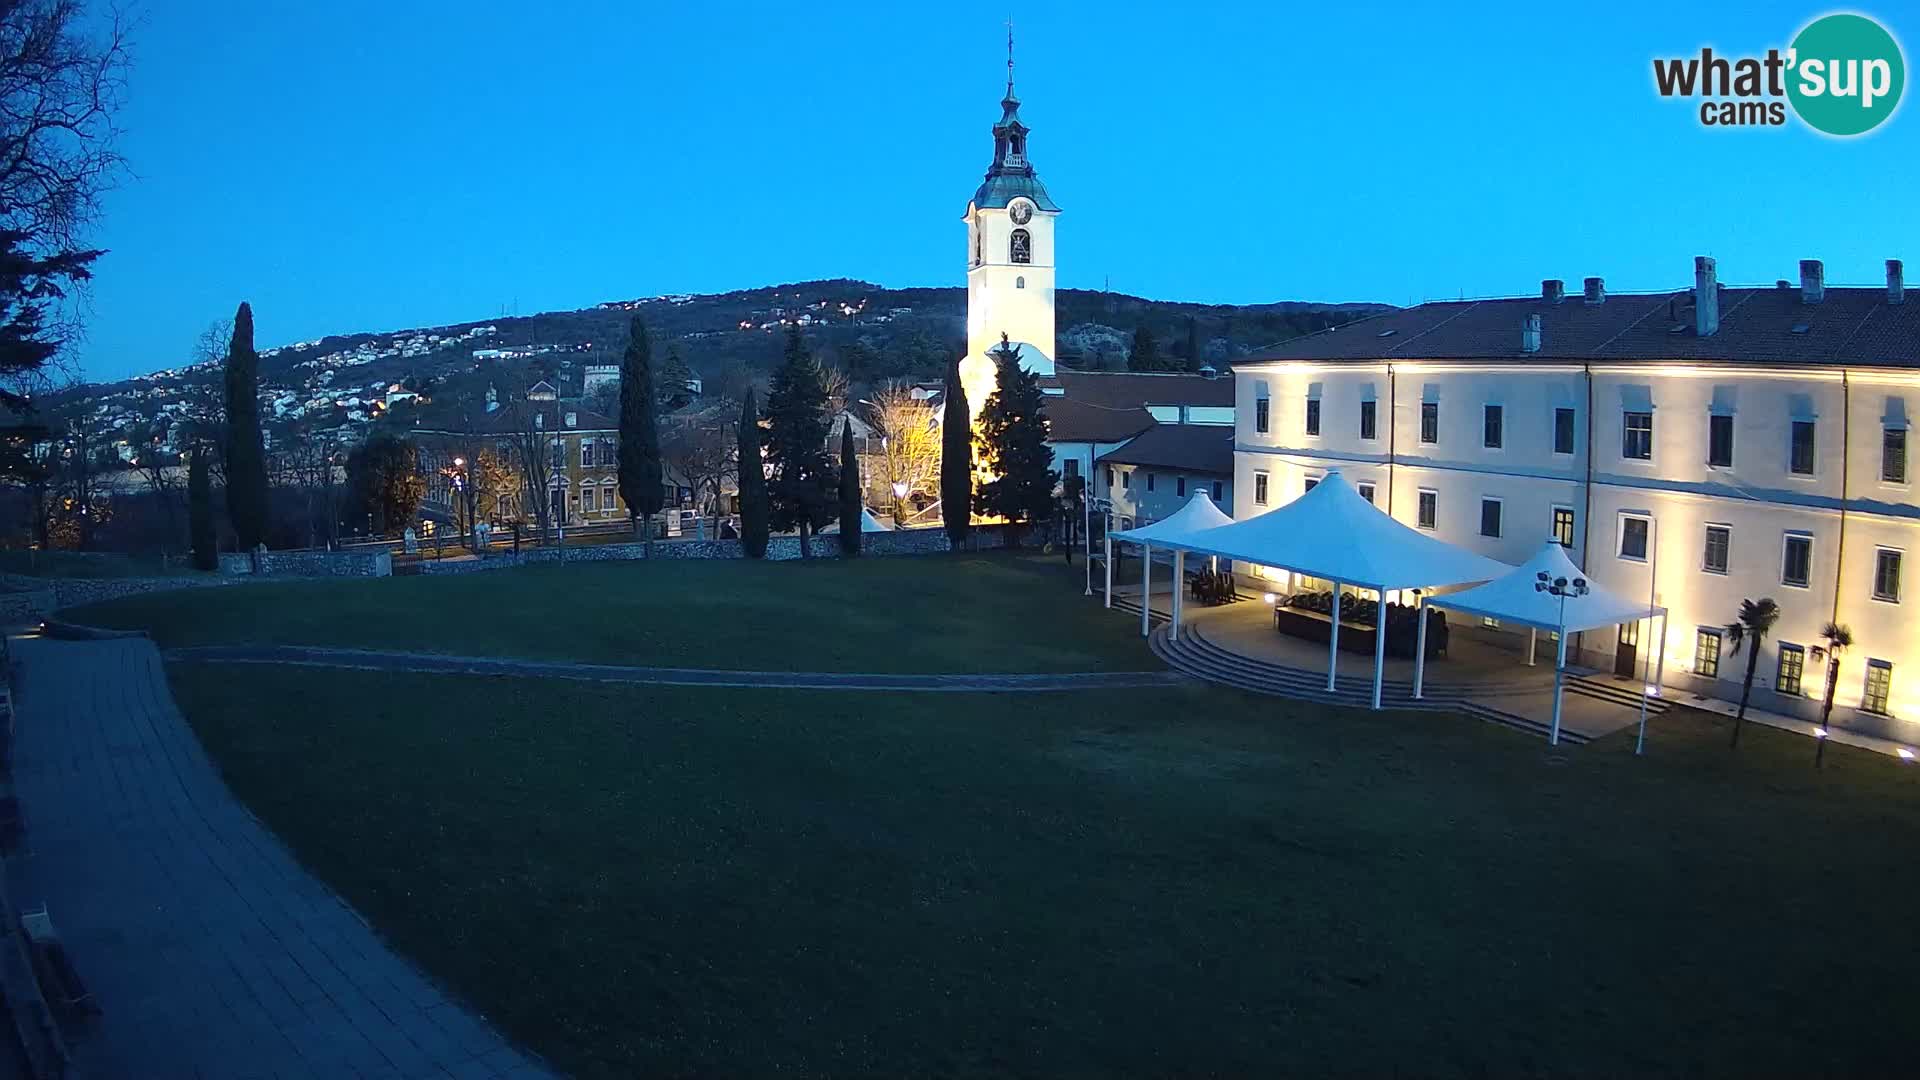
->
[1534, 571, 1589, 748]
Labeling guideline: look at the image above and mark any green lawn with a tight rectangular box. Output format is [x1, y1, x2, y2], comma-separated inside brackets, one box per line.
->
[169, 663, 1920, 1078]
[70, 553, 1151, 673]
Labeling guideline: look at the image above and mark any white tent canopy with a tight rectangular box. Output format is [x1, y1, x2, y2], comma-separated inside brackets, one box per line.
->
[1110, 489, 1234, 545]
[1172, 471, 1510, 591]
[1107, 471, 1513, 711]
[1430, 540, 1666, 633]
[820, 508, 892, 534]
[1427, 539, 1669, 746]
[1104, 490, 1236, 642]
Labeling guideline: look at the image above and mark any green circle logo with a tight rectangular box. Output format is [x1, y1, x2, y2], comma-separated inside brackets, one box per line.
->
[1787, 13, 1906, 136]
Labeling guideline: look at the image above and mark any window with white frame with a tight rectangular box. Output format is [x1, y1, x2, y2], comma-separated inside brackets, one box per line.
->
[1417, 489, 1437, 530]
[1776, 643, 1806, 696]
[1420, 401, 1439, 444]
[1552, 507, 1575, 548]
[1479, 498, 1502, 538]
[1790, 420, 1817, 476]
[1357, 482, 1375, 505]
[1254, 471, 1268, 505]
[1703, 524, 1731, 575]
[1782, 533, 1813, 588]
[1305, 396, 1321, 436]
[581, 486, 597, 512]
[580, 440, 594, 468]
[603, 483, 618, 510]
[1885, 426, 1908, 483]
[1255, 396, 1270, 434]
[1359, 399, 1377, 441]
[1694, 628, 1722, 678]
[1121, 471, 1131, 490]
[1622, 411, 1653, 460]
[1874, 548, 1902, 602]
[1619, 514, 1650, 560]
[1862, 659, 1893, 715]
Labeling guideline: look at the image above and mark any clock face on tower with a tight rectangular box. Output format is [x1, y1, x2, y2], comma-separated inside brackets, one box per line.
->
[1009, 199, 1034, 225]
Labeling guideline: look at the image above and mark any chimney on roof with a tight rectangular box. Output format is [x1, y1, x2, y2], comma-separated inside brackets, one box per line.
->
[1889, 259, 1905, 305]
[1521, 313, 1542, 353]
[1542, 279, 1565, 304]
[1583, 276, 1605, 305]
[1694, 256, 1719, 337]
[564, 411, 578, 429]
[1800, 258, 1825, 303]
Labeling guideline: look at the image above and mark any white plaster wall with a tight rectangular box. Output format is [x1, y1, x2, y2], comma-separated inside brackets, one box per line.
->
[966, 204, 1056, 371]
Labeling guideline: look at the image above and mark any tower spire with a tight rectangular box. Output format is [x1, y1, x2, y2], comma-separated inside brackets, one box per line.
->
[1005, 17, 1015, 99]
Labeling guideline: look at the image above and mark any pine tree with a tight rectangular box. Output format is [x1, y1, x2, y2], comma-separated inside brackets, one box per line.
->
[188, 446, 216, 570]
[940, 352, 971, 547]
[837, 422, 861, 556]
[764, 325, 836, 557]
[617, 314, 664, 550]
[222, 302, 270, 548]
[657, 345, 695, 410]
[1127, 324, 1163, 372]
[978, 347, 1057, 546]
[737, 389, 769, 558]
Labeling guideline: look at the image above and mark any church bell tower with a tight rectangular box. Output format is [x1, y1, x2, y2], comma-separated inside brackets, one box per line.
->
[960, 28, 1059, 412]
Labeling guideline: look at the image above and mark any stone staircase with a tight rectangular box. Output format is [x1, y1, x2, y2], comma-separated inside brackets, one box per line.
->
[1567, 672, 1672, 715]
[1150, 621, 1592, 745]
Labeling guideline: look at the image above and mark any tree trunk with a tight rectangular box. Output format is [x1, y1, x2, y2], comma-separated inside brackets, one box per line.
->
[799, 521, 811, 559]
[1732, 638, 1760, 748]
[1817, 657, 1839, 768]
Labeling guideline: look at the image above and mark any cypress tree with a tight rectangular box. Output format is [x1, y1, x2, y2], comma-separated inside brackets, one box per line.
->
[1127, 324, 1164, 372]
[978, 347, 1057, 547]
[222, 302, 270, 548]
[837, 422, 861, 556]
[1183, 315, 1201, 371]
[188, 447, 216, 570]
[616, 314, 664, 550]
[764, 325, 836, 558]
[737, 389, 769, 558]
[939, 352, 971, 547]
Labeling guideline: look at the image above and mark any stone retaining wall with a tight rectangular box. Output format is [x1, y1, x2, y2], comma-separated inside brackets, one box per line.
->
[415, 526, 1012, 574]
[214, 550, 392, 577]
[0, 572, 241, 610]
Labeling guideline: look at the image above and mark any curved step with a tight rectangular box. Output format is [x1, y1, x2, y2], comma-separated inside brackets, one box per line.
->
[1153, 627, 1589, 744]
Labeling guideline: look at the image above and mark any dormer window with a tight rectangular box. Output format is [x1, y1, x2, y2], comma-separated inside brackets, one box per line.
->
[1010, 228, 1031, 264]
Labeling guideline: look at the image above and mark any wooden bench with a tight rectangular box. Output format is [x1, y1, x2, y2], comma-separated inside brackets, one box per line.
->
[20, 907, 95, 1017]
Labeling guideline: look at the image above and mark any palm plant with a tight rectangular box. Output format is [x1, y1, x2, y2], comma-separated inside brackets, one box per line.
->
[1723, 597, 1782, 749]
[1810, 621, 1854, 769]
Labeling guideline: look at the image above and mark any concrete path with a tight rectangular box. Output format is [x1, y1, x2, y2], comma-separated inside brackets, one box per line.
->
[164, 644, 1191, 692]
[5, 634, 558, 1079]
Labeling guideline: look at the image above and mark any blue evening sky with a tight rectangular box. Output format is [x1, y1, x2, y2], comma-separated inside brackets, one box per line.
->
[77, 0, 1918, 380]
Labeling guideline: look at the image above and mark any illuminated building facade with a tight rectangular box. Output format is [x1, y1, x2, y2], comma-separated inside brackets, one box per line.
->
[1232, 258, 1920, 739]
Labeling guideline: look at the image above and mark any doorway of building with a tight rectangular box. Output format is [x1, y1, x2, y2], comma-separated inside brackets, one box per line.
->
[1615, 620, 1640, 679]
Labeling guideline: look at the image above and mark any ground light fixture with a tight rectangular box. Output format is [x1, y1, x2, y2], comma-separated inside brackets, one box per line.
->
[1900, 748, 1915, 761]
[1534, 572, 1589, 749]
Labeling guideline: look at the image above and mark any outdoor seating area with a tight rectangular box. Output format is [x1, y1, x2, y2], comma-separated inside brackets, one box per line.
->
[1277, 592, 1446, 659]
[1188, 567, 1240, 606]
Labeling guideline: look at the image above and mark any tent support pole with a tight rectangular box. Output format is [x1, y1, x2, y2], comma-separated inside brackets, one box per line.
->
[1550, 630, 1569, 747]
[1103, 532, 1112, 608]
[1413, 594, 1428, 700]
[1327, 581, 1342, 691]
[1171, 549, 1185, 641]
[1527, 627, 1537, 666]
[1370, 584, 1387, 710]
[1141, 543, 1152, 638]
[1652, 612, 1667, 691]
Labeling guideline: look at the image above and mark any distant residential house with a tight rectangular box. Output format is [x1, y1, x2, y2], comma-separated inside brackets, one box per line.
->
[1043, 368, 1235, 493]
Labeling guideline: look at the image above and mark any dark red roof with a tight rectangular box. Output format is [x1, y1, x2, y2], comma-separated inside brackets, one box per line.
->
[1244, 285, 1920, 367]
[1045, 369, 1235, 443]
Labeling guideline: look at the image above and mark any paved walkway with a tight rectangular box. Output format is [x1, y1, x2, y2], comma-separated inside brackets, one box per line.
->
[164, 644, 1191, 692]
[6, 634, 558, 1079]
